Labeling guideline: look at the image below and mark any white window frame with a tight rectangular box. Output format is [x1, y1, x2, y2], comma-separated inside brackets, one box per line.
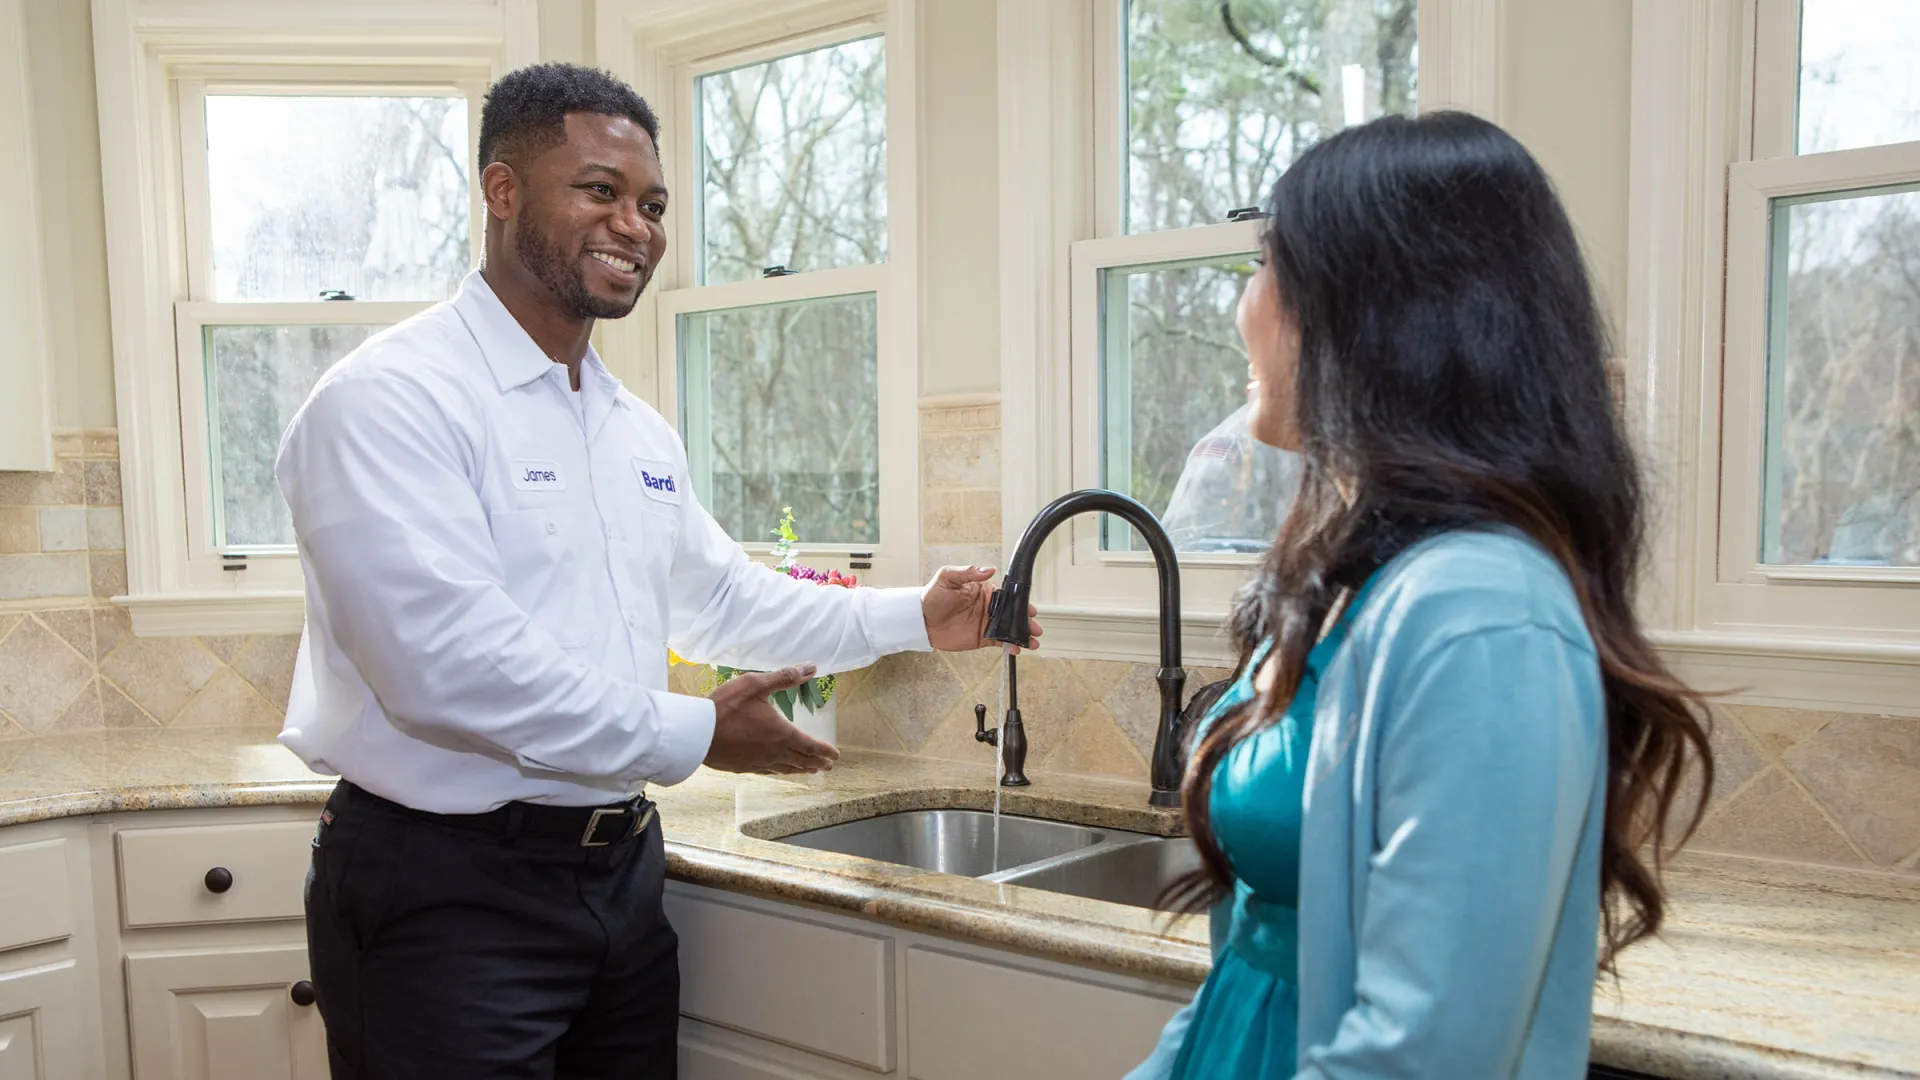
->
[1627, 0, 1920, 716]
[1000, 0, 1502, 665]
[597, 0, 920, 588]
[171, 72, 481, 588]
[94, 0, 536, 636]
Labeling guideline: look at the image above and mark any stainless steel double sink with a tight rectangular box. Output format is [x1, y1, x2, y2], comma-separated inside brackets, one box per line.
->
[774, 809, 1200, 911]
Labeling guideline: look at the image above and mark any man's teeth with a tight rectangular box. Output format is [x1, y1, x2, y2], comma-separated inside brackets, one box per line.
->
[592, 252, 636, 273]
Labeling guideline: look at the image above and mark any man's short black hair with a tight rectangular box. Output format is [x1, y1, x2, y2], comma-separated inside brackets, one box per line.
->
[478, 63, 661, 170]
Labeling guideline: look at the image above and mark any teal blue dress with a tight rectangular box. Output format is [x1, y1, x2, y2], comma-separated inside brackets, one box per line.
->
[1135, 579, 1377, 1080]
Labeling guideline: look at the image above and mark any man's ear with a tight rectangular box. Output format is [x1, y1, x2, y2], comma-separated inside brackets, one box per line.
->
[481, 160, 517, 222]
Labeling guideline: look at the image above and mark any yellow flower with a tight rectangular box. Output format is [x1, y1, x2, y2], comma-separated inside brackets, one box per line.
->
[668, 649, 686, 666]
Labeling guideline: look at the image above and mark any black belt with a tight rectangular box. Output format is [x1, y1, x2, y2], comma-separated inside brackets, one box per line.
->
[337, 781, 657, 848]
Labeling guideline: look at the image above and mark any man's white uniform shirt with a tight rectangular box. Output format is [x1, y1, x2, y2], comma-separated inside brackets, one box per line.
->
[276, 271, 930, 813]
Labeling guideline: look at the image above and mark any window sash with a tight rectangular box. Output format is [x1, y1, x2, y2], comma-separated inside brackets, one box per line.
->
[172, 300, 425, 587]
[175, 75, 484, 306]
[1068, 221, 1266, 612]
[1719, 142, 1920, 614]
[677, 19, 889, 292]
[657, 266, 887, 552]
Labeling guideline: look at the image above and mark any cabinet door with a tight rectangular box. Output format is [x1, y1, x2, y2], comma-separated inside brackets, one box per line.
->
[125, 945, 327, 1080]
[905, 947, 1184, 1080]
[0, 961, 89, 1080]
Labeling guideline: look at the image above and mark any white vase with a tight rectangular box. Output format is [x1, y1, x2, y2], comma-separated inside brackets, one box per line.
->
[793, 694, 838, 746]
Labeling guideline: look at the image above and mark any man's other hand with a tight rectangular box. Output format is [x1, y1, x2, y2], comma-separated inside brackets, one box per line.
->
[703, 665, 840, 775]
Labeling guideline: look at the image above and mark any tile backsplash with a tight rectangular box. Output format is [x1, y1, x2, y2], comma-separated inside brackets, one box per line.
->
[6, 421, 1917, 881]
[0, 431, 298, 738]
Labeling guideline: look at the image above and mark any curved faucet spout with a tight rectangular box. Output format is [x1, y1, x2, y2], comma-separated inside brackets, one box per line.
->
[984, 489, 1189, 807]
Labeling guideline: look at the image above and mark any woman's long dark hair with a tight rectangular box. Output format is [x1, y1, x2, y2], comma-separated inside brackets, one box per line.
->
[1168, 111, 1713, 970]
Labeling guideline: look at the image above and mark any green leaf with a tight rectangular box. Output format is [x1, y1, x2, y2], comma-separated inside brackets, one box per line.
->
[797, 679, 826, 712]
[771, 688, 797, 721]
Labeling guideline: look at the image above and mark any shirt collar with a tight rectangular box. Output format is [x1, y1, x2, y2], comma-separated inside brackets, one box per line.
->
[453, 269, 615, 394]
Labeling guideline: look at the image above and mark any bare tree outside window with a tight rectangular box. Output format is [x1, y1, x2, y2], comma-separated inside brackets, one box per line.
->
[1105, 1, 1416, 550]
[1765, 186, 1920, 567]
[682, 298, 880, 544]
[685, 38, 886, 544]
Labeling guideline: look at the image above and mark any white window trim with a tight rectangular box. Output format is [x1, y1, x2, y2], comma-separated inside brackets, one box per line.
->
[596, 0, 920, 588]
[94, 0, 538, 637]
[1626, 0, 1920, 717]
[999, 0, 1502, 666]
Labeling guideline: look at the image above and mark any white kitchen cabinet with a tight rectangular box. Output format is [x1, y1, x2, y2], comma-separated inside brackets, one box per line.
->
[665, 881, 1195, 1080]
[124, 944, 326, 1080]
[0, 961, 89, 1080]
[667, 889, 895, 1071]
[903, 947, 1182, 1080]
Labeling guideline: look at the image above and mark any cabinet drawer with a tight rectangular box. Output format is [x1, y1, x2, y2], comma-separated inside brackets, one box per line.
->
[665, 888, 894, 1072]
[905, 947, 1183, 1080]
[117, 821, 315, 928]
[0, 838, 74, 950]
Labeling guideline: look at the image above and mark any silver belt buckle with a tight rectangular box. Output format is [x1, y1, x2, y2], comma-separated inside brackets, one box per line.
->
[581, 803, 656, 847]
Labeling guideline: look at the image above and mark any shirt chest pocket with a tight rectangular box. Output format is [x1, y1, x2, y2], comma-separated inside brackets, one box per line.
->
[488, 507, 600, 649]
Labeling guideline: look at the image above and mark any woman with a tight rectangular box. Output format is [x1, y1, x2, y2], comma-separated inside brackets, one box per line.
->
[1129, 111, 1713, 1078]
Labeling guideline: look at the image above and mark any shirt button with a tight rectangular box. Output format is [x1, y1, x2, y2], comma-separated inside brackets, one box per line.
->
[626, 616, 638, 629]
[546, 522, 558, 535]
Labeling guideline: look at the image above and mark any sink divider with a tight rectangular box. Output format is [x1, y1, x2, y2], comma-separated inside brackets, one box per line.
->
[979, 830, 1165, 884]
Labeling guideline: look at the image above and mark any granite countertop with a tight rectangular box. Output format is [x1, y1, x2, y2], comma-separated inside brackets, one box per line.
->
[0, 728, 1914, 1079]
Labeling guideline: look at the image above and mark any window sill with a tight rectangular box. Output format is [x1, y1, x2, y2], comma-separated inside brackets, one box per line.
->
[1649, 631, 1920, 718]
[115, 592, 305, 637]
[1033, 605, 1240, 668]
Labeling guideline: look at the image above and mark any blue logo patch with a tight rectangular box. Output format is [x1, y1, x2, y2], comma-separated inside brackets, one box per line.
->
[633, 458, 683, 504]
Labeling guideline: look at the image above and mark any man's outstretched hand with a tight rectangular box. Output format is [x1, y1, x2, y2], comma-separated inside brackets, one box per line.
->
[704, 665, 839, 775]
[920, 566, 1044, 653]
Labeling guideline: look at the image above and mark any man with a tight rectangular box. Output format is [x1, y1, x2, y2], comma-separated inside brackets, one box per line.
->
[276, 63, 1032, 1079]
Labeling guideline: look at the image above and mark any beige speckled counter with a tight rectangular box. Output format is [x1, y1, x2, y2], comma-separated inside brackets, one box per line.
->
[1, 728, 1914, 1079]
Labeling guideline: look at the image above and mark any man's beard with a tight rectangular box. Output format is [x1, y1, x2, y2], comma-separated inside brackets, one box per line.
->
[515, 219, 642, 320]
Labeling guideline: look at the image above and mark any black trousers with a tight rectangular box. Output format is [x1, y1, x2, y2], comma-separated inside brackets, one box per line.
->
[305, 782, 680, 1079]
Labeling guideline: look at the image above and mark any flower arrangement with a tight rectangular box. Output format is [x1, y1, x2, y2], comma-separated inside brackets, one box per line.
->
[679, 508, 855, 721]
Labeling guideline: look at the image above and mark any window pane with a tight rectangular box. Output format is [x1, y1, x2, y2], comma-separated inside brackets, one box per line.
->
[1762, 185, 1920, 566]
[679, 295, 880, 544]
[1100, 256, 1298, 553]
[1127, 0, 1417, 234]
[206, 325, 376, 547]
[699, 37, 887, 285]
[1797, 0, 1920, 154]
[206, 95, 471, 301]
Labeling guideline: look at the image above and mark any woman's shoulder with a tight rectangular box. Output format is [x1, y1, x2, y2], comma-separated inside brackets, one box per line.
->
[1353, 528, 1596, 660]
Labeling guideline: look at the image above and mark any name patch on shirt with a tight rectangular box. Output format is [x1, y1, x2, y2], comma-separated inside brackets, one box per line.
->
[633, 458, 683, 505]
[511, 460, 566, 491]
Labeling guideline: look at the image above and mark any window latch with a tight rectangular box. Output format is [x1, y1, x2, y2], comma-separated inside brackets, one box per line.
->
[1226, 206, 1268, 222]
[319, 289, 355, 301]
[221, 553, 247, 572]
[850, 551, 873, 570]
[760, 265, 798, 278]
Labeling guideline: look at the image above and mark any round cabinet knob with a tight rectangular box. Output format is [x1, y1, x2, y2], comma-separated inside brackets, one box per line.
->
[289, 981, 316, 1007]
[203, 867, 233, 894]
